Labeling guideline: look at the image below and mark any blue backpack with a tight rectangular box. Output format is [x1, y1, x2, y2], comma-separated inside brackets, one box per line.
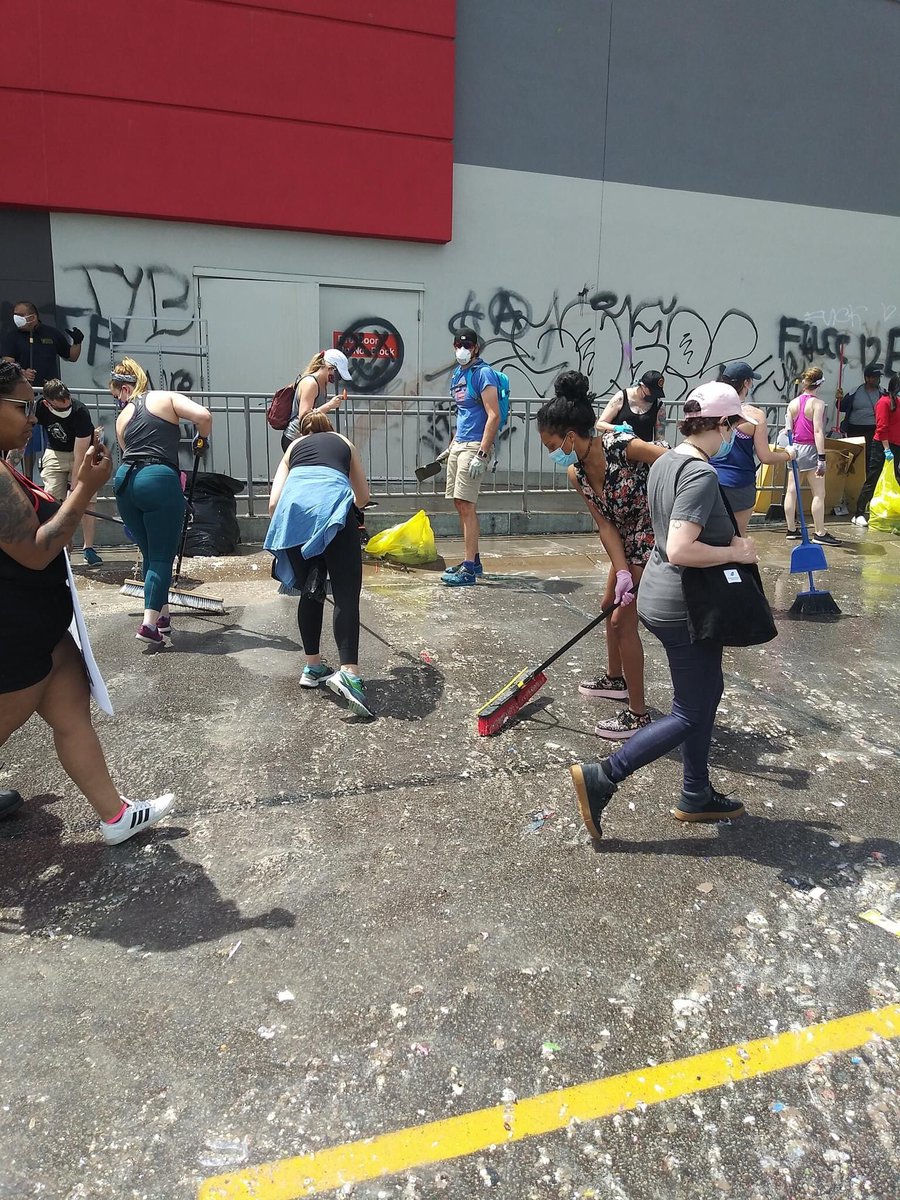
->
[452, 365, 511, 431]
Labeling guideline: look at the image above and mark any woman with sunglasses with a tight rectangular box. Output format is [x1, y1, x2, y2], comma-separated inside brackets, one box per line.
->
[0, 362, 175, 839]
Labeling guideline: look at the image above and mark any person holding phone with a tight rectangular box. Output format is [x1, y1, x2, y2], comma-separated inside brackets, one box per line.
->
[0, 361, 175, 840]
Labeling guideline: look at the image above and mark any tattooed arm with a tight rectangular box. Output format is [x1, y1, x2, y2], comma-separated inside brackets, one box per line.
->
[0, 434, 112, 570]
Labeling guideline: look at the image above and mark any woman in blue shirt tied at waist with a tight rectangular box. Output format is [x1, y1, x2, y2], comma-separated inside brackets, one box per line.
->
[711, 362, 797, 535]
[267, 411, 374, 717]
[110, 358, 212, 645]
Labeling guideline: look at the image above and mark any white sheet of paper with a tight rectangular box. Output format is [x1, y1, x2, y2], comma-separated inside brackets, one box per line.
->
[65, 552, 114, 715]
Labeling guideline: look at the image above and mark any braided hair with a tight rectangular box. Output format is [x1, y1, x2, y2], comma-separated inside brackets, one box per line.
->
[0, 361, 26, 398]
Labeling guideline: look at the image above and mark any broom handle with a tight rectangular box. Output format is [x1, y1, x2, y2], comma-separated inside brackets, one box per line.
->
[173, 450, 203, 587]
[786, 430, 813, 543]
[534, 601, 619, 676]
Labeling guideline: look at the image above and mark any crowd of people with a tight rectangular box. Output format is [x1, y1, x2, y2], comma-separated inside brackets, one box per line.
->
[1, 300, 897, 846]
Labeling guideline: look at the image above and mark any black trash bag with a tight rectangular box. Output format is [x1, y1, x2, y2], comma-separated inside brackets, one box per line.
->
[183, 472, 245, 557]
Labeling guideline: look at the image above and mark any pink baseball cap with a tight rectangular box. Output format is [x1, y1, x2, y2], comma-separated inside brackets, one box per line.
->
[684, 382, 757, 424]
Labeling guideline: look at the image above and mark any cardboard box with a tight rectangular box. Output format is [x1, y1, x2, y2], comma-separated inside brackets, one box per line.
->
[754, 437, 868, 516]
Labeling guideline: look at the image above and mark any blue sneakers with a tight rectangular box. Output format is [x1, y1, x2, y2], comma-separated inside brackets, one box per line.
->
[441, 558, 482, 586]
[300, 663, 332, 689]
[82, 547, 103, 567]
[326, 670, 374, 717]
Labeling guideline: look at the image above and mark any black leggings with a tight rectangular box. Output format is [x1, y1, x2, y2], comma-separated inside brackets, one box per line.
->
[286, 515, 362, 664]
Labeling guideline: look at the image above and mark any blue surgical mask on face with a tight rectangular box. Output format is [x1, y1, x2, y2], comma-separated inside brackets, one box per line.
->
[710, 426, 736, 461]
[549, 434, 579, 468]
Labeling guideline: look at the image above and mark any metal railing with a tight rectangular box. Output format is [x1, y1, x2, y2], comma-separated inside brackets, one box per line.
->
[63, 389, 792, 518]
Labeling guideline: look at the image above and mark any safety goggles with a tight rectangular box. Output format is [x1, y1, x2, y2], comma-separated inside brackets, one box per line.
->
[4, 398, 37, 418]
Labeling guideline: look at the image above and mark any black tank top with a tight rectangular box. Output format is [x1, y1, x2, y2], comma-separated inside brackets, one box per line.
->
[288, 431, 351, 476]
[620, 389, 662, 442]
[0, 462, 67, 588]
[122, 395, 182, 466]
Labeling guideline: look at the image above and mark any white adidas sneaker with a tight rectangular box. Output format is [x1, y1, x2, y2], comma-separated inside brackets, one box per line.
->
[100, 793, 176, 845]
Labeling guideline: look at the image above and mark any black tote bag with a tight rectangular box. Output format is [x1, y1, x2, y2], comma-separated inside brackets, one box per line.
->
[674, 461, 778, 647]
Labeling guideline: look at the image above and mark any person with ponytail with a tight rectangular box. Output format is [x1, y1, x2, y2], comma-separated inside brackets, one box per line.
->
[537, 371, 668, 740]
[0, 362, 175, 840]
[783, 366, 841, 545]
[281, 349, 351, 453]
[110, 357, 212, 644]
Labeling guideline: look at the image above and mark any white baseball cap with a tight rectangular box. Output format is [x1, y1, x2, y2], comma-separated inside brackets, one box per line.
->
[323, 348, 352, 381]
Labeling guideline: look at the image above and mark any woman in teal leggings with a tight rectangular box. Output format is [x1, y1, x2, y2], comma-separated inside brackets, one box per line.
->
[111, 357, 212, 645]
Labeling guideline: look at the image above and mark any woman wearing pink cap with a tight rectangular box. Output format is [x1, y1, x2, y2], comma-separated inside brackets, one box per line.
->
[569, 382, 760, 838]
[281, 349, 352, 453]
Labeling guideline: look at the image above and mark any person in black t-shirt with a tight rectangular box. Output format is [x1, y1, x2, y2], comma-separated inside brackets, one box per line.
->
[1, 300, 84, 480]
[36, 381, 102, 565]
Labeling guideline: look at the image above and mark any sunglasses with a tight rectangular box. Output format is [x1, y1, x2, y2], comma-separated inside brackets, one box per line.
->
[453, 337, 477, 350]
[4, 398, 37, 418]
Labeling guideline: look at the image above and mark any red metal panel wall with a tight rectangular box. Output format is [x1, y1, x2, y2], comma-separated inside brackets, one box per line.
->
[1, 0, 455, 242]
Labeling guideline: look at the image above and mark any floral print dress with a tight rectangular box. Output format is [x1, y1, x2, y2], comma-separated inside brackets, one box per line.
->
[574, 430, 654, 566]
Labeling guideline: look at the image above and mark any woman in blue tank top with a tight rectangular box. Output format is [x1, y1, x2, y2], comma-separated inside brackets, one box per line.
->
[111, 357, 212, 645]
[711, 365, 797, 535]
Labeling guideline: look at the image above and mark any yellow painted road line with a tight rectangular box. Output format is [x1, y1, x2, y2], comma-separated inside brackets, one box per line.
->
[199, 1003, 900, 1200]
[861, 908, 900, 937]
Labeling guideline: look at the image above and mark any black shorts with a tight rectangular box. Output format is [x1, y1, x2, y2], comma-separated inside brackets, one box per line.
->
[0, 583, 73, 694]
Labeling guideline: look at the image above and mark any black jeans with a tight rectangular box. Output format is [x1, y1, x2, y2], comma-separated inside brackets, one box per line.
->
[286, 515, 362, 664]
[856, 438, 900, 516]
[605, 620, 724, 794]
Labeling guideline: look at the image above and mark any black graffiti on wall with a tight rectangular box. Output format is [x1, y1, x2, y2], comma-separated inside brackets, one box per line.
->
[335, 317, 404, 393]
[436, 286, 764, 401]
[778, 316, 900, 379]
[57, 263, 197, 389]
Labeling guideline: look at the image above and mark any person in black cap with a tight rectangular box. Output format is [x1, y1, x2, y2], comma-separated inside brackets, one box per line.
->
[596, 371, 666, 443]
[840, 365, 885, 525]
[712, 362, 797, 535]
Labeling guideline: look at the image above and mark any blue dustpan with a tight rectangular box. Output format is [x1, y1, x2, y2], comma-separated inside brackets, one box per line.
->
[787, 437, 828, 574]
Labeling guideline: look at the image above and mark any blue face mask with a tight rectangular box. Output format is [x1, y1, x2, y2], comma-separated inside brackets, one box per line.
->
[710, 426, 736, 461]
[549, 435, 579, 469]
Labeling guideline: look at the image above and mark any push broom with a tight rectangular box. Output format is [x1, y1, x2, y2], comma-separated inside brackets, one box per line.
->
[120, 442, 225, 614]
[786, 434, 841, 618]
[476, 602, 618, 736]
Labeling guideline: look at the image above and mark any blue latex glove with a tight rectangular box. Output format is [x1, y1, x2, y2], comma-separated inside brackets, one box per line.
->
[612, 423, 632, 433]
[885, 447, 894, 461]
[614, 569, 635, 606]
[468, 453, 487, 480]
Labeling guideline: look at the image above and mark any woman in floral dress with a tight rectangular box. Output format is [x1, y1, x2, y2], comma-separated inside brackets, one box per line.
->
[537, 371, 668, 739]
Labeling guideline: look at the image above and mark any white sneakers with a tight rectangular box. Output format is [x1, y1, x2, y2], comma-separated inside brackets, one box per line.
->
[851, 515, 868, 526]
[100, 793, 176, 845]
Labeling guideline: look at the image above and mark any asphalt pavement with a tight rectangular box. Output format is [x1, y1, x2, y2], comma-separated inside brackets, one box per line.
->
[1, 522, 898, 1200]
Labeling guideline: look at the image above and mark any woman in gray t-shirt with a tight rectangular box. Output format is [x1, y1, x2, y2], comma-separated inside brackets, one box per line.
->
[570, 383, 761, 835]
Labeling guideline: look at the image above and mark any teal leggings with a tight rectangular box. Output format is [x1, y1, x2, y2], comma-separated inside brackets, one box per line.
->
[114, 464, 185, 612]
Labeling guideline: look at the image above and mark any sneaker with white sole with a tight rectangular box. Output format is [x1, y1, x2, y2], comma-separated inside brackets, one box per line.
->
[300, 663, 332, 688]
[156, 614, 172, 637]
[136, 623, 165, 645]
[852, 515, 868, 527]
[326, 670, 374, 717]
[578, 674, 628, 700]
[100, 793, 176, 845]
[594, 709, 652, 740]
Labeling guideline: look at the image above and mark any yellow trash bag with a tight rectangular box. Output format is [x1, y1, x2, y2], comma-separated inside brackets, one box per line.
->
[869, 459, 900, 532]
[364, 509, 438, 565]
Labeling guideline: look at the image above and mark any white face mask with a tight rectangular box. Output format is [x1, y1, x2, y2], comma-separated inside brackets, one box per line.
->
[51, 405, 73, 418]
[455, 347, 473, 366]
[13, 314, 29, 329]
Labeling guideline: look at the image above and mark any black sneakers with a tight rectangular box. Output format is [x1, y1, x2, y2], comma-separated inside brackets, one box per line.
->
[672, 786, 745, 823]
[570, 762, 617, 839]
[0, 789, 24, 819]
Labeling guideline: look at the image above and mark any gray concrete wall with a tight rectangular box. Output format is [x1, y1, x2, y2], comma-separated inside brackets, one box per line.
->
[455, 0, 900, 217]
